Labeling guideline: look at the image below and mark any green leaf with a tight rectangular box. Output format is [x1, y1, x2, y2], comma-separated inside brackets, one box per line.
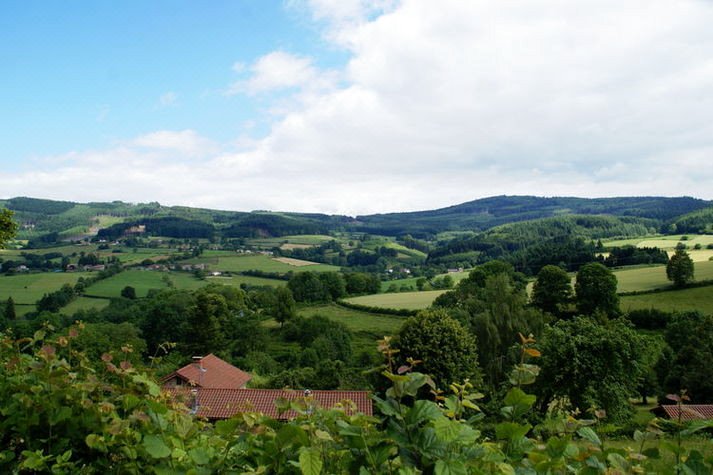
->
[49, 406, 72, 425]
[495, 422, 531, 441]
[299, 447, 322, 475]
[277, 424, 309, 448]
[189, 447, 211, 465]
[143, 435, 171, 459]
[433, 417, 462, 443]
[214, 418, 239, 437]
[405, 400, 441, 426]
[85, 434, 107, 453]
[577, 427, 601, 446]
[435, 459, 468, 475]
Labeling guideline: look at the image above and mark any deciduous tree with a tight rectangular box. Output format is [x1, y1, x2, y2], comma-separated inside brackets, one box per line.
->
[666, 248, 694, 287]
[574, 262, 619, 316]
[531, 265, 572, 316]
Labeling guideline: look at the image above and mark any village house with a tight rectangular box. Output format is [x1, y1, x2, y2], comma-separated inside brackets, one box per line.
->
[162, 354, 372, 421]
[651, 404, 713, 421]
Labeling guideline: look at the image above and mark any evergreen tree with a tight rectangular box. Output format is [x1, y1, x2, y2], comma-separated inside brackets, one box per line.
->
[5, 297, 16, 321]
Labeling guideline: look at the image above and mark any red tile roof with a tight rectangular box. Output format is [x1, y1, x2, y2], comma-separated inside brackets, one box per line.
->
[161, 354, 252, 389]
[653, 405, 713, 421]
[165, 387, 373, 420]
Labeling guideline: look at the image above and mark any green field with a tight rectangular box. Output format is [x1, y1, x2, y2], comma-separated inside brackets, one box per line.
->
[0, 272, 94, 305]
[621, 284, 713, 315]
[248, 234, 336, 248]
[613, 260, 713, 293]
[604, 234, 713, 249]
[344, 290, 446, 310]
[297, 303, 406, 353]
[84, 270, 206, 298]
[204, 275, 286, 288]
[60, 296, 111, 315]
[381, 270, 472, 292]
[186, 254, 340, 273]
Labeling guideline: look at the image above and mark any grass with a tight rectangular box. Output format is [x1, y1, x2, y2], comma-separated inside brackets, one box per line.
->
[85, 270, 206, 298]
[344, 290, 447, 310]
[60, 296, 111, 315]
[204, 275, 286, 288]
[603, 437, 713, 472]
[297, 303, 406, 354]
[613, 260, 713, 293]
[186, 254, 340, 273]
[0, 272, 94, 305]
[247, 234, 336, 248]
[604, 234, 713, 250]
[381, 270, 472, 292]
[621, 284, 713, 315]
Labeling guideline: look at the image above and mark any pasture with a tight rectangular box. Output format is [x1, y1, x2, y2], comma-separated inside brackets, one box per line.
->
[604, 234, 713, 250]
[344, 290, 447, 310]
[613, 259, 713, 293]
[84, 270, 206, 299]
[60, 297, 111, 315]
[186, 254, 339, 273]
[297, 303, 406, 354]
[0, 272, 93, 305]
[204, 275, 286, 288]
[621, 284, 713, 315]
[247, 234, 336, 248]
[381, 269, 471, 292]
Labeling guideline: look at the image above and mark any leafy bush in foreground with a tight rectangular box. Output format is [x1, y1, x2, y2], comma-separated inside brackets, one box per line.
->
[0, 327, 712, 473]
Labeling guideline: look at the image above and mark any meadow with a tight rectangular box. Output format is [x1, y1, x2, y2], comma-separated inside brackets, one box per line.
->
[621, 284, 713, 315]
[381, 269, 471, 292]
[296, 303, 406, 354]
[84, 270, 207, 299]
[613, 259, 713, 293]
[247, 234, 336, 248]
[186, 254, 340, 273]
[0, 271, 93, 305]
[343, 290, 447, 311]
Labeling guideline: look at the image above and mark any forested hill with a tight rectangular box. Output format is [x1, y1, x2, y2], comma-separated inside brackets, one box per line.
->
[354, 195, 711, 236]
[1, 195, 711, 242]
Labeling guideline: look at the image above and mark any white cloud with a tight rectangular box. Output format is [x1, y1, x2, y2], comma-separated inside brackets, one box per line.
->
[128, 130, 217, 157]
[9, 0, 713, 214]
[227, 51, 336, 96]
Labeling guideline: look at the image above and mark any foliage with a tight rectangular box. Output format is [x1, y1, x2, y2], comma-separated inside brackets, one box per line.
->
[0, 208, 18, 248]
[395, 309, 479, 388]
[0, 327, 712, 473]
[602, 245, 669, 267]
[667, 248, 695, 287]
[575, 262, 620, 317]
[120, 285, 137, 299]
[531, 264, 572, 316]
[537, 317, 645, 422]
[658, 311, 713, 403]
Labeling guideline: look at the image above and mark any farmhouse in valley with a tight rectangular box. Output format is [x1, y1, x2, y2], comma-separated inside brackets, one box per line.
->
[162, 354, 372, 421]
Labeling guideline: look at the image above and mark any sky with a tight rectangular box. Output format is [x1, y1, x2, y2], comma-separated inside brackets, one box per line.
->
[2, 0, 713, 216]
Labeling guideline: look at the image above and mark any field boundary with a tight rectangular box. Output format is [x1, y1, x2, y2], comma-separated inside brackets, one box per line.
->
[335, 299, 418, 317]
[618, 279, 713, 297]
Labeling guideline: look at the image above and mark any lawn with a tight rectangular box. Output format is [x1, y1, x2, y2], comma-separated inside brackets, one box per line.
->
[186, 254, 340, 273]
[297, 303, 406, 354]
[0, 272, 94, 305]
[344, 290, 447, 310]
[621, 284, 713, 315]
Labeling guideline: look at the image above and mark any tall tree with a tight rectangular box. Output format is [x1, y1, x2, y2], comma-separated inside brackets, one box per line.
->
[272, 287, 296, 328]
[4, 297, 16, 321]
[666, 248, 694, 288]
[537, 317, 644, 422]
[395, 309, 480, 388]
[531, 265, 572, 316]
[575, 262, 619, 317]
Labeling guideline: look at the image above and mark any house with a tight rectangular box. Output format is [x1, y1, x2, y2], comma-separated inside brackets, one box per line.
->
[165, 387, 373, 421]
[651, 405, 713, 421]
[162, 354, 372, 420]
[162, 354, 252, 389]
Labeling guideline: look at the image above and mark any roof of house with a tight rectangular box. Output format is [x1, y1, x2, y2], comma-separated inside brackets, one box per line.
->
[652, 405, 713, 421]
[165, 387, 373, 420]
[161, 354, 252, 389]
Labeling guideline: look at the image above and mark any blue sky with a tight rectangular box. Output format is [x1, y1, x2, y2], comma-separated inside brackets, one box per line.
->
[0, 1, 345, 167]
[2, 1, 713, 215]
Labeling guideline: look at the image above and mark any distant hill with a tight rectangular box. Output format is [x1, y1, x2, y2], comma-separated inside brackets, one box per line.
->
[1, 195, 710, 243]
[354, 196, 711, 236]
